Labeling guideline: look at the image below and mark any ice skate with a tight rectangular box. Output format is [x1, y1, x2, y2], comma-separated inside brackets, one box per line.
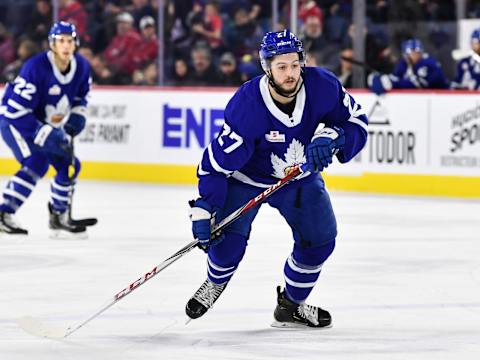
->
[0, 211, 28, 235]
[48, 203, 87, 239]
[271, 286, 332, 329]
[186, 279, 228, 319]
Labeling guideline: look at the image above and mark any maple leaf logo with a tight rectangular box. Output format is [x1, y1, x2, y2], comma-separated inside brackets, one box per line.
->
[45, 95, 70, 127]
[270, 139, 306, 179]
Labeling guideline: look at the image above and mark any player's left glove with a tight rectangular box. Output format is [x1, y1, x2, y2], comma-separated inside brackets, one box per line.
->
[64, 113, 86, 137]
[189, 198, 225, 252]
[306, 126, 345, 173]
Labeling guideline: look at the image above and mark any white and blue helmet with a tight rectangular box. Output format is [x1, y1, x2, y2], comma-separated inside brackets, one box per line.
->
[259, 29, 305, 72]
[48, 21, 79, 46]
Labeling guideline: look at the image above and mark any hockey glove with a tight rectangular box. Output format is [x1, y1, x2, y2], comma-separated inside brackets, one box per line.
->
[34, 124, 71, 159]
[64, 113, 86, 137]
[367, 73, 392, 95]
[306, 126, 345, 173]
[189, 198, 225, 252]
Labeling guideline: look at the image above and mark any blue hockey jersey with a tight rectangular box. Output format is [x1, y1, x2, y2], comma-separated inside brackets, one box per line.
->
[0, 51, 91, 139]
[197, 67, 369, 208]
[388, 54, 449, 89]
[451, 53, 480, 90]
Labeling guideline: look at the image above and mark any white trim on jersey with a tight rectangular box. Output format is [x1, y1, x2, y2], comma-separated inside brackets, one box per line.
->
[4, 99, 32, 120]
[259, 75, 305, 128]
[9, 125, 31, 158]
[207, 144, 233, 176]
[231, 171, 273, 188]
[47, 51, 78, 84]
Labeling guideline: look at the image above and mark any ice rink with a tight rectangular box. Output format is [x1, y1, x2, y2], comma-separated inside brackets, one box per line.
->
[1, 178, 479, 360]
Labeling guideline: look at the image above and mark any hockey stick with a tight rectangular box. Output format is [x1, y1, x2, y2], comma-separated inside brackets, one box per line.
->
[68, 136, 97, 227]
[17, 163, 309, 339]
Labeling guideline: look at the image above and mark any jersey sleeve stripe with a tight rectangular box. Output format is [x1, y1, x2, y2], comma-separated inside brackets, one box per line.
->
[207, 144, 233, 176]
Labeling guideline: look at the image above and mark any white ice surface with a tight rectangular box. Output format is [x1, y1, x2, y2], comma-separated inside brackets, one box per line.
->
[1, 178, 480, 360]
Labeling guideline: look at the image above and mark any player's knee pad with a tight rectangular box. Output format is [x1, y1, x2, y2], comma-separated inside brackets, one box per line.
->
[292, 239, 336, 267]
[209, 232, 248, 268]
[22, 154, 49, 179]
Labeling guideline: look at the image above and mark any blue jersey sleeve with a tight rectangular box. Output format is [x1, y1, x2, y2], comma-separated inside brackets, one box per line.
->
[198, 85, 258, 207]
[71, 55, 92, 115]
[2, 59, 42, 138]
[322, 76, 368, 163]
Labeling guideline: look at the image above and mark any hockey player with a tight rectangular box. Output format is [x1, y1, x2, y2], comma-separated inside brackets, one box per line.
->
[368, 38, 449, 95]
[186, 29, 368, 328]
[451, 28, 480, 90]
[0, 21, 95, 237]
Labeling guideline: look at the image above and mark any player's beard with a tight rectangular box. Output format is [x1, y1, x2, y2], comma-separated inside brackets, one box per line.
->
[272, 76, 301, 96]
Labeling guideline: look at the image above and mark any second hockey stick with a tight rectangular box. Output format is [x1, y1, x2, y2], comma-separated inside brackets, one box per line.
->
[17, 163, 309, 339]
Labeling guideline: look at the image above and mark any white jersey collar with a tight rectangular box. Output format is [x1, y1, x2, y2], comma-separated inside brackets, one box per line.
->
[47, 51, 77, 84]
[259, 75, 305, 128]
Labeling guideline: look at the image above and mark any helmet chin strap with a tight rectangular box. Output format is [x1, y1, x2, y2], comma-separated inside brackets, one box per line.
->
[267, 71, 304, 99]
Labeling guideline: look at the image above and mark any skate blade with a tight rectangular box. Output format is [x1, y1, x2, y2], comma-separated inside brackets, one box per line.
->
[271, 320, 333, 330]
[49, 229, 88, 240]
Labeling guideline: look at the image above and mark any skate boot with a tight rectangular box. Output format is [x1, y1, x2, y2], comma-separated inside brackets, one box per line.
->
[0, 211, 28, 235]
[271, 286, 332, 328]
[186, 279, 228, 319]
[48, 203, 87, 239]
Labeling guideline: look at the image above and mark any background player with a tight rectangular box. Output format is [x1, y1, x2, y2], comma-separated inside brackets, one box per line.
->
[451, 28, 480, 90]
[0, 21, 94, 237]
[368, 38, 449, 95]
[186, 29, 368, 328]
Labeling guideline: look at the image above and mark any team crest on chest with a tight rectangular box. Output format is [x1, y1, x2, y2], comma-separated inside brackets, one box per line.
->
[270, 139, 307, 179]
[48, 84, 62, 96]
[265, 130, 285, 143]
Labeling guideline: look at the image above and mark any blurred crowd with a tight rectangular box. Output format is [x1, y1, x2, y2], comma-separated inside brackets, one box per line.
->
[0, 0, 477, 87]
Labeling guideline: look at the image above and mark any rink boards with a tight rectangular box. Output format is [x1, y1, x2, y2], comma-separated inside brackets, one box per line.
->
[0, 86, 479, 198]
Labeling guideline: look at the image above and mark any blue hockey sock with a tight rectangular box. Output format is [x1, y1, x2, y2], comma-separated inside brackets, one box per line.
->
[283, 241, 335, 303]
[50, 178, 72, 213]
[0, 167, 39, 213]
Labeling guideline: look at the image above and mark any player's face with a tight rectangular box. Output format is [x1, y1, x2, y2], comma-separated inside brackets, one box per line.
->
[407, 51, 422, 64]
[51, 34, 76, 62]
[270, 53, 302, 95]
[472, 40, 480, 54]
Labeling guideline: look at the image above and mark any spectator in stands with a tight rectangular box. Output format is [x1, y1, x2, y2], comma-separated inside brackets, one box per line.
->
[90, 55, 114, 85]
[238, 53, 262, 82]
[1, 38, 39, 83]
[171, 57, 192, 86]
[27, 0, 52, 48]
[131, 0, 156, 29]
[223, 6, 260, 57]
[132, 16, 158, 71]
[336, 48, 354, 88]
[78, 46, 94, 63]
[132, 62, 158, 86]
[299, 0, 324, 24]
[103, 12, 142, 83]
[301, 15, 327, 57]
[217, 52, 242, 86]
[324, 2, 349, 45]
[191, 0, 223, 52]
[0, 23, 15, 74]
[190, 45, 220, 86]
[59, 0, 88, 39]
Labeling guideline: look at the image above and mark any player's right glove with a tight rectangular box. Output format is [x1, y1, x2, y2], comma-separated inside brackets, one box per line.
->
[64, 113, 86, 137]
[188, 198, 225, 252]
[306, 126, 345, 173]
[33, 124, 71, 159]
